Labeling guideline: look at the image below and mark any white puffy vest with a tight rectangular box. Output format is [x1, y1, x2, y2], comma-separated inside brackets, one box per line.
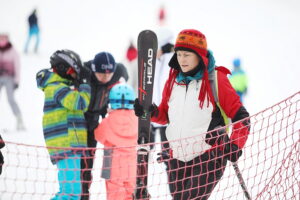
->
[166, 79, 213, 162]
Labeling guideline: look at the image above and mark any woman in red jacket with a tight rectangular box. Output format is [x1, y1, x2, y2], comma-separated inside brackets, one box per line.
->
[134, 29, 250, 200]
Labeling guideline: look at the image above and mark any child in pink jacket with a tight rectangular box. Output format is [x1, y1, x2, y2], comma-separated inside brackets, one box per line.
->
[94, 83, 137, 200]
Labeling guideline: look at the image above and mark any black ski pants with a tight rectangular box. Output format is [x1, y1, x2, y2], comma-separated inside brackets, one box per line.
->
[167, 150, 227, 200]
[80, 129, 97, 200]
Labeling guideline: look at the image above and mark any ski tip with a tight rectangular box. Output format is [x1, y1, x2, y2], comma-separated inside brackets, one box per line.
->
[138, 30, 157, 38]
[139, 29, 155, 34]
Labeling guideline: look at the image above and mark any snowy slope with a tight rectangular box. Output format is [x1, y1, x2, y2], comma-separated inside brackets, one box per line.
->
[0, 0, 300, 199]
[1, 0, 300, 142]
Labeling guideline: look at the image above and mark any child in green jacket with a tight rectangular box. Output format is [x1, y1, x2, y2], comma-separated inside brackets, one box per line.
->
[36, 49, 90, 200]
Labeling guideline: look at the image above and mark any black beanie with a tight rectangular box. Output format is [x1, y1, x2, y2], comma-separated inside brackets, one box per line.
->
[92, 52, 116, 73]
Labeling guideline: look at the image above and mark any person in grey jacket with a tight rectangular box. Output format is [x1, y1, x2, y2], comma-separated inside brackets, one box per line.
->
[0, 33, 25, 131]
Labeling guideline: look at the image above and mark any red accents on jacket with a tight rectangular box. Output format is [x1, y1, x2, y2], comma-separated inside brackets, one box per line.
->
[152, 66, 249, 149]
[216, 66, 242, 118]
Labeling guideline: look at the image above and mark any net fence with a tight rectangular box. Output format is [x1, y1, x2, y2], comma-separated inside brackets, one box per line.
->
[0, 91, 299, 200]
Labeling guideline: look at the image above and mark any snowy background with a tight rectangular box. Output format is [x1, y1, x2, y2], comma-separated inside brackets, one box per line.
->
[0, 0, 300, 199]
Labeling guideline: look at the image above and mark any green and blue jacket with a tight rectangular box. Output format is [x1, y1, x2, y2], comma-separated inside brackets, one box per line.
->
[36, 69, 91, 164]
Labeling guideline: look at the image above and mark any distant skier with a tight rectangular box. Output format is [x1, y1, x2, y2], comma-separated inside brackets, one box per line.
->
[150, 27, 174, 149]
[126, 40, 138, 63]
[80, 52, 128, 200]
[36, 49, 90, 200]
[0, 134, 5, 175]
[24, 9, 40, 53]
[0, 33, 25, 131]
[229, 58, 248, 102]
[134, 29, 250, 199]
[158, 5, 166, 25]
[94, 83, 137, 200]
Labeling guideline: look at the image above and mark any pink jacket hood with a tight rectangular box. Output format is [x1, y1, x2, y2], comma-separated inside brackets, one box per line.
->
[95, 109, 138, 147]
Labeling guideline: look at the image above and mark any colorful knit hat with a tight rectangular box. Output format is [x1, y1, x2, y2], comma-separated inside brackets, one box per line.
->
[174, 29, 208, 67]
[168, 29, 214, 109]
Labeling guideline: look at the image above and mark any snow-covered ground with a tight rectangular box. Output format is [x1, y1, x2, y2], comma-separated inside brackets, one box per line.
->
[0, 0, 300, 199]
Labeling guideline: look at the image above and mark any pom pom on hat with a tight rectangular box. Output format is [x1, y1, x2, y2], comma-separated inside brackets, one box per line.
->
[92, 52, 116, 73]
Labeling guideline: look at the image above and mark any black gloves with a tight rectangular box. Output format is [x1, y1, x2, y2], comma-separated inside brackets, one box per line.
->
[134, 99, 144, 116]
[222, 132, 243, 162]
[134, 98, 158, 117]
[161, 43, 174, 54]
[224, 143, 242, 162]
[205, 126, 226, 146]
[206, 126, 242, 162]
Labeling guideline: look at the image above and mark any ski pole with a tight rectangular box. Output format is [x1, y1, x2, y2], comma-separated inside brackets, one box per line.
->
[224, 134, 252, 200]
[232, 161, 252, 200]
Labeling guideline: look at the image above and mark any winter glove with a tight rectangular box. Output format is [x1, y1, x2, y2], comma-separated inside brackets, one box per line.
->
[161, 43, 174, 54]
[224, 142, 243, 162]
[157, 150, 170, 163]
[134, 98, 144, 117]
[134, 98, 159, 117]
[206, 126, 242, 162]
[222, 133, 243, 162]
[205, 126, 226, 146]
[148, 103, 159, 117]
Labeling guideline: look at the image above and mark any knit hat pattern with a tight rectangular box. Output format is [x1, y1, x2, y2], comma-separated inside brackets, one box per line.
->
[92, 52, 116, 73]
[175, 29, 208, 67]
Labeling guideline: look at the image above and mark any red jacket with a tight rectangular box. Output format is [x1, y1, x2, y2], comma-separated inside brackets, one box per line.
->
[152, 67, 250, 149]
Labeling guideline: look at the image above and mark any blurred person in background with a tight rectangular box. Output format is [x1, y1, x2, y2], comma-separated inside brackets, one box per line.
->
[150, 27, 174, 149]
[229, 58, 248, 103]
[81, 52, 128, 200]
[0, 33, 25, 131]
[36, 49, 90, 200]
[158, 4, 166, 26]
[24, 9, 40, 53]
